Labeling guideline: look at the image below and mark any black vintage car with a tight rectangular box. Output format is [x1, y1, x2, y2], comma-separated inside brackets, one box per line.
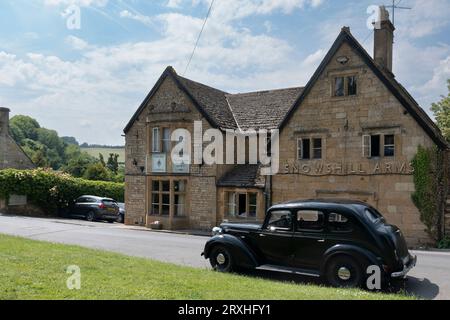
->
[202, 199, 417, 288]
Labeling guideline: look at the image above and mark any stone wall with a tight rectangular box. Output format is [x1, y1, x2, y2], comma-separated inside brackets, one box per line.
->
[275, 41, 436, 246]
[0, 107, 35, 170]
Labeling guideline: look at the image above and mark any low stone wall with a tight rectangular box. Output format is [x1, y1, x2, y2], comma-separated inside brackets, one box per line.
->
[0, 195, 48, 217]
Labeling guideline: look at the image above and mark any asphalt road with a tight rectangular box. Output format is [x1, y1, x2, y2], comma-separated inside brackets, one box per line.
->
[0, 214, 448, 300]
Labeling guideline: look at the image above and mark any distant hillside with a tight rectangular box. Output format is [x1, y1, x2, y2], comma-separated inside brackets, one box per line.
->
[82, 147, 125, 164]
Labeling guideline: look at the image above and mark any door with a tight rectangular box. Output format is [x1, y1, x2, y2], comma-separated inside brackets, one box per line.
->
[73, 197, 86, 216]
[250, 210, 294, 266]
[291, 209, 329, 269]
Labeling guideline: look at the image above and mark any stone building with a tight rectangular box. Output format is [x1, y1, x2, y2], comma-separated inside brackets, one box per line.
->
[0, 107, 34, 170]
[124, 9, 448, 245]
[0, 107, 35, 211]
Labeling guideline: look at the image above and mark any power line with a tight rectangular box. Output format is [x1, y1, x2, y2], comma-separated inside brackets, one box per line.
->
[183, 0, 215, 76]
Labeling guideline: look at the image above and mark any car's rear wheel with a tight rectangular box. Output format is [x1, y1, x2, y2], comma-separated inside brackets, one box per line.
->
[86, 211, 95, 222]
[326, 255, 363, 288]
[209, 246, 233, 273]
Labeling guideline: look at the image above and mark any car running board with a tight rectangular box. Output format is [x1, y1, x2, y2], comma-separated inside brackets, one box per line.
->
[257, 265, 321, 278]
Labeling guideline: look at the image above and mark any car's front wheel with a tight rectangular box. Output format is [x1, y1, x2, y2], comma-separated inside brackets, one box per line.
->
[209, 246, 234, 273]
[325, 255, 363, 288]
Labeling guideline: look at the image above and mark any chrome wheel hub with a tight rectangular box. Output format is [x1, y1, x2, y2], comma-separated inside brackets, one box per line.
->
[216, 253, 226, 265]
[337, 267, 351, 281]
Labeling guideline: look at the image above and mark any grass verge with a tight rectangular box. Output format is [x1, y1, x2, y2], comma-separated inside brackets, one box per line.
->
[0, 234, 414, 300]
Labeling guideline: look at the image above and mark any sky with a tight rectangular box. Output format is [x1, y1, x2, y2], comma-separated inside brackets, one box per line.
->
[0, 0, 449, 145]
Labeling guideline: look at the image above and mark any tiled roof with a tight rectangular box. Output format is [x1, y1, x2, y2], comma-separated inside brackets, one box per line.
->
[226, 87, 303, 130]
[176, 75, 237, 130]
[217, 165, 265, 189]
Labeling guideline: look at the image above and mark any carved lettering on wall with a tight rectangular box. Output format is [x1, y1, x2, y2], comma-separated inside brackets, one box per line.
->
[282, 161, 413, 176]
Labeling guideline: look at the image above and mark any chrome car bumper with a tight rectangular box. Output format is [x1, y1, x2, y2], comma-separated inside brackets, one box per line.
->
[391, 255, 417, 278]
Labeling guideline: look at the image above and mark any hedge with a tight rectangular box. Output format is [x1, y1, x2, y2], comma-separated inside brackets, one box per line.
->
[0, 169, 124, 215]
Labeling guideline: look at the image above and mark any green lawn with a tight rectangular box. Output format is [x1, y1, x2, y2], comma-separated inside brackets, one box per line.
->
[81, 147, 125, 164]
[0, 234, 414, 300]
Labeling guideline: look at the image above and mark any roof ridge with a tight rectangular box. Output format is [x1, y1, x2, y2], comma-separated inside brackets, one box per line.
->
[176, 74, 229, 94]
[226, 86, 305, 97]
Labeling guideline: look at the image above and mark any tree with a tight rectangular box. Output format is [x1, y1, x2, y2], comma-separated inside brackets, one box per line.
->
[10, 115, 40, 141]
[107, 153, 119, 174]
[61, 136, 79, 146]
[431, 79, 450, 142]
[83, 162, 111, 181]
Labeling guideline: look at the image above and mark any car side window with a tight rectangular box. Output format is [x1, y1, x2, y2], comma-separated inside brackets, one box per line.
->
[297, 210, 324, 232]
[266, 211, 292, 231]
[77, 197, 86, 203]
[328, 212, 353, 233]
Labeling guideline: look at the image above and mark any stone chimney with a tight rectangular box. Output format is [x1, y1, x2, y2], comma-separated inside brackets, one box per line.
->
[374, 6, 395, 73]
[0, 107, 10, 136]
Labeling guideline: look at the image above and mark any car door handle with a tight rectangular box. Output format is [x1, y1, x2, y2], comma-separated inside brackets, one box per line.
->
[317, 239, 325, 243]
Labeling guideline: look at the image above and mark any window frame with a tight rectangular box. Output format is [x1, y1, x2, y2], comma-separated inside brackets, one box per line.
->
[265, 210, 293, 231]
[332, 75, 358, 98]
[152, 127, 160, 153]
[297, 137, 322, 160]
[162, 128, 171, 154]
[384, 134, 395, 157]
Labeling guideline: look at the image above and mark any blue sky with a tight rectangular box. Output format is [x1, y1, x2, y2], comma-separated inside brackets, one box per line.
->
[0, 0, 449, 145]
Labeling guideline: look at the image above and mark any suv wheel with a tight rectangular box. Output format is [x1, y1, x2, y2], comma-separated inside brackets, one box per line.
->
[326, 256, 363, 288]
[210, 246, 233, 273]
[86, 211, 95, 222]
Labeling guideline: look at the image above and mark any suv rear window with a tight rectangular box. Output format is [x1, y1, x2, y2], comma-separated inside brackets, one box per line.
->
[102, 200, 116, 206]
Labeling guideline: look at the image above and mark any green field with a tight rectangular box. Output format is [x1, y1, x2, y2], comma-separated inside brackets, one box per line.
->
[0, 234, 414, 300]
[81, 147, 125, 164]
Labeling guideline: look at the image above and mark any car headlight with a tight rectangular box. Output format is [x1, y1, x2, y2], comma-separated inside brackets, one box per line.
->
[212, 227, 223, 236]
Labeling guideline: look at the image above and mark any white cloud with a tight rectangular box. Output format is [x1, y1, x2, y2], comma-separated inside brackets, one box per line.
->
[65, 36, 90, 50]
[43, 0, 108, 7]
[119, 10, 154, 26]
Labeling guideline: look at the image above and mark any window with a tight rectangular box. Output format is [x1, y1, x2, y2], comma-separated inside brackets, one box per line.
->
[297, 210, 324, 231]
[297, 139, 311, 160]
[334, 77, 345, 97]
[364, 208, 386, 225]
[313, 138, 322, 159]
[151, 180, 187, 216]
[227, 192, 237, 217]
[347, 76, 357, 96]
[249, 193, 257, 217]
[328, 212, 352, 233]
[384, 135, 395, 157]
[334, 76, 357, 97]
[371, 135, 381, 157]
[362, 134, 395, 158]
[174, 180, 186, 216]
[162, 128, 171, 153]
[297, 138, 322, 160]
[267, 211, 292, 231]
[151, 180, 170, 216]
[152, 128, 160, 153]
[226, 192, 258, 219]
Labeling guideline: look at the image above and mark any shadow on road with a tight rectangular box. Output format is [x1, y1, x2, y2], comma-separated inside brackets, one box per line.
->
[235, 269, 440, 299]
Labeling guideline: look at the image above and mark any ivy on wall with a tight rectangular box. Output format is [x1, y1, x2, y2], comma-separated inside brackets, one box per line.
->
[411, 146, 445, 242]
[0, 169, 124, 215]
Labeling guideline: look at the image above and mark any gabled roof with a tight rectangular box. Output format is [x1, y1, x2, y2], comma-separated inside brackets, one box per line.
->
[124, 66, 237, 133]
[278, 27, 448, 149]
[125, 28, 448, 149]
